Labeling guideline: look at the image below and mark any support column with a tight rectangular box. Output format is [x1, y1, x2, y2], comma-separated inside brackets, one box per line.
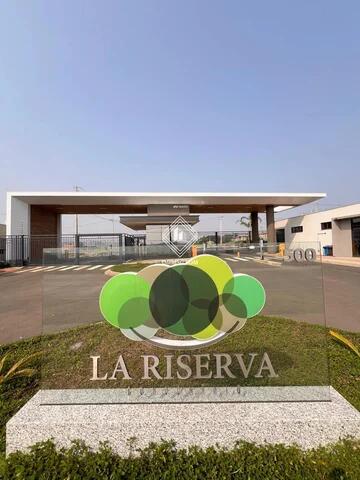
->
[266, 205, 276, 252]
[250, 212, 260, 244]
[30, 206, 60, 264]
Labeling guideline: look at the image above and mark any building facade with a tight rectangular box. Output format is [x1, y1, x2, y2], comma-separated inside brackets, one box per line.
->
[275, 203, 360, 257]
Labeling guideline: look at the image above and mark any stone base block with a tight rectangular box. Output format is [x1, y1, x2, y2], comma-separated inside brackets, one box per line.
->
[6, 386, 360, 455]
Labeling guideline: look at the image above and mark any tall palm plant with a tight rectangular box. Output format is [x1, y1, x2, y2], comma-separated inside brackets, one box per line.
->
[236, 214, 263, 229]
[237, 215, 251, 229]
[236, 215, 262, 242]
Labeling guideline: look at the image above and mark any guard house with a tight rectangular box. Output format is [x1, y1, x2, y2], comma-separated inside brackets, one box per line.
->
[6, 192, 325, 252]
[275, 202, 360, 257]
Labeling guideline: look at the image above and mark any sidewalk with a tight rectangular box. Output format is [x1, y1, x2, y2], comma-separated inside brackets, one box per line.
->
[321, 256, 360, 268]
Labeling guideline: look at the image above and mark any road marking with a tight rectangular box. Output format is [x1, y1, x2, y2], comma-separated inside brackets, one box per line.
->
[20, 266, 56, 273]
[232, 256, 249, 262]
[16, 266, 44, 273]
[264, 260, 282, 267]
[88, 265, 104, 270]
[244, 257, 257, 261]
[250, 258, 283, 267]
[101, 265, 114, 270]
[225, 257, 238, 263]
[74, 265, 91, 271]
[46, 266, 68, 271]
[58, 265, 78, 271]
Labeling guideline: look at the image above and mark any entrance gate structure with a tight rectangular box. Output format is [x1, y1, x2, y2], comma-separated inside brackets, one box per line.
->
[6, 191, 326, 263]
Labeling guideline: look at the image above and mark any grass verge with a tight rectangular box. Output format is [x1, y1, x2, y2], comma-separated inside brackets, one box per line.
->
[111, 263, 153, 273]
[0, 316, 359, 456]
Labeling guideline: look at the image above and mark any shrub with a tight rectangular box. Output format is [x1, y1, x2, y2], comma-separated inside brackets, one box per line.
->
[0, 351, 41, 386]
[0, 438, 359, 480]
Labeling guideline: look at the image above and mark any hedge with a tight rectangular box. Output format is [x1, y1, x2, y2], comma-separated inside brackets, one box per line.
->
[0, 438, 359, 480]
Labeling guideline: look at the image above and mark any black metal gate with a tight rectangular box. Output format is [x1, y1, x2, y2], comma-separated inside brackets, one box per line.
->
[0, 234, 140, 265]
[0, 236, 26, 266]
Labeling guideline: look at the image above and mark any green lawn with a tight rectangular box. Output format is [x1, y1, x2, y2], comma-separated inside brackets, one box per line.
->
[1, 316, 359, 456]
[111, 262, 153, 273]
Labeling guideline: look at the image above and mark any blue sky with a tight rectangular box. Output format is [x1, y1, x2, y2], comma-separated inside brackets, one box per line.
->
[1, 1, 359, 232]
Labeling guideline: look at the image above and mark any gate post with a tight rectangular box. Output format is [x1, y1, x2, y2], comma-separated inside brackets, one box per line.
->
[21, 235, 25, 266]
[75, 234, 80, 265]
[122, 234, 126, 261]
[118, 234, 122, 258]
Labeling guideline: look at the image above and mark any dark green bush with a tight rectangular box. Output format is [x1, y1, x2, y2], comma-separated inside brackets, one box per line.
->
[0, 438, 359, 480]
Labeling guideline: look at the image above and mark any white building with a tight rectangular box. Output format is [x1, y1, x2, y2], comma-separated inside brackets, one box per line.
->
[275, 203, 360, 257]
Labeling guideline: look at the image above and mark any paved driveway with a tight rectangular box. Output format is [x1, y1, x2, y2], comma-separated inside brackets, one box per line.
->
[0, 260, 359, 345]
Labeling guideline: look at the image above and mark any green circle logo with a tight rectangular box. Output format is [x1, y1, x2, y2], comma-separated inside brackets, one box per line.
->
[99, 255, 266, 349]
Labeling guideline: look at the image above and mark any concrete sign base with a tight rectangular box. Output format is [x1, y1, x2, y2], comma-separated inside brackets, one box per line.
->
[6, 387, 360, 455]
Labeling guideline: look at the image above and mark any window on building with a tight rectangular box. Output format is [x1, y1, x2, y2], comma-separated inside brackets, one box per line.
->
[321, 221, 332, 230]
[276, 228, 285, 243]
[291, 226, 303, 233]
[351, 218, 360, 257]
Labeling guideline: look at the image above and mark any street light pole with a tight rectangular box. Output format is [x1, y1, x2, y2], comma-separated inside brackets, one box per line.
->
[73, 185, 81, 235]
[218, 216, 224, 246]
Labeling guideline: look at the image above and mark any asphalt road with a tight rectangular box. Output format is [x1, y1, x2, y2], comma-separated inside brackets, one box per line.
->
[0, 261, 359, 345]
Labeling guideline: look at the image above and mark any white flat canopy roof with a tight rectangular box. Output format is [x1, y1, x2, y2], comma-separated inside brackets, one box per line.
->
[8, 192, 326, 211]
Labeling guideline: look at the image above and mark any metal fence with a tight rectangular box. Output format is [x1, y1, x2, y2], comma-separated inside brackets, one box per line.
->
[0, 231, 267, 265]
